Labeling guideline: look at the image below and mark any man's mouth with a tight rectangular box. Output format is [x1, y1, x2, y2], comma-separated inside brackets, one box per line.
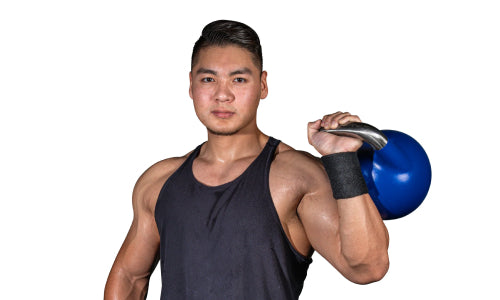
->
[211, 110, 235, 119]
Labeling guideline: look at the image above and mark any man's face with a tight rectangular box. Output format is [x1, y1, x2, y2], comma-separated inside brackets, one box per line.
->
[189, 45, 268, 136]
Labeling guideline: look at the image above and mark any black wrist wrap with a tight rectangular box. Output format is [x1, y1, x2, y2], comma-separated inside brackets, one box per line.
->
[321, 152, 369, 199]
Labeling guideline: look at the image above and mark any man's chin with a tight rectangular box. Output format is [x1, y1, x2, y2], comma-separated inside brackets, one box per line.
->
[207, 127, 240, 136]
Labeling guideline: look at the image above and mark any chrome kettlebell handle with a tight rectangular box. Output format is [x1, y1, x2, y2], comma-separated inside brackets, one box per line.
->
[320, 122, 388, 150]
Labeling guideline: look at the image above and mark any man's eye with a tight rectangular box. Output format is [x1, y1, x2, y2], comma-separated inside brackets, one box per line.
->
[234, 78, 246, 83]
[202, 77, 214, 82]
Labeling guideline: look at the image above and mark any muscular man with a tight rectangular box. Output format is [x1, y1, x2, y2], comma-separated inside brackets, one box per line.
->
[105, 20, 389, 300]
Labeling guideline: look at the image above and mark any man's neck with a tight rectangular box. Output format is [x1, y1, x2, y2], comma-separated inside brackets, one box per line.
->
[200, 130, 268, 164]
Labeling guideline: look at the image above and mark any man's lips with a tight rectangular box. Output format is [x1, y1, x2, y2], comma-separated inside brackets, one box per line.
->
[211, 110, 235, 119]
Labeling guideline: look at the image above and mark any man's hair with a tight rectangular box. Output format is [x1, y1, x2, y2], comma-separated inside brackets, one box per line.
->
[191, 20, 263, 71]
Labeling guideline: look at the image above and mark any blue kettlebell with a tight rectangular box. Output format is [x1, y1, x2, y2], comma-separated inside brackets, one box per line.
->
[321, 122, 432, 220]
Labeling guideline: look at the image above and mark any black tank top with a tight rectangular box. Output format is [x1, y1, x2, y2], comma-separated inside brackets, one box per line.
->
[154, 137, 312, 300]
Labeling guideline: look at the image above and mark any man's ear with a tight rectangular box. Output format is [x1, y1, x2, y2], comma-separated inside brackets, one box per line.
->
[260, 71, 268, 99]
[189, 71, 193, 100]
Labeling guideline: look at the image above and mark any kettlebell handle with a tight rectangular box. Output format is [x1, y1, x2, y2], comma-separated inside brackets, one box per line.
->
[320, 122, 388, 150]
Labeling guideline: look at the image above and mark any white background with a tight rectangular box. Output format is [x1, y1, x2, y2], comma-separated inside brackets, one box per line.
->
[1, 1, 499, 299]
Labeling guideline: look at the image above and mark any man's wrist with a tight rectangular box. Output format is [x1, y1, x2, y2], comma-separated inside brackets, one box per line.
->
[321, 152, 369, 199]
[320, 149, 357, 156]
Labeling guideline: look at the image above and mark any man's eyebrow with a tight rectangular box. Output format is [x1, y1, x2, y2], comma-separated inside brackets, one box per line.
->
[196, 68, 217, 75]
[195, 67, 253, 76]
[229, 68, 252, 76]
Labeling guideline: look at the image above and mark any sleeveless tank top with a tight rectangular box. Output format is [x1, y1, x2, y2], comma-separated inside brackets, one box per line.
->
[154, 137, 312, 300]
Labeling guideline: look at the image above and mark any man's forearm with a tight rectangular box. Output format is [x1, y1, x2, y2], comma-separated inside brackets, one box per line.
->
[336, 194, 389, 283]
[105, 268, 150, 300]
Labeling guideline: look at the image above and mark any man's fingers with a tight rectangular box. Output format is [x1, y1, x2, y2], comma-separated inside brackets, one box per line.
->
[307, 119, 322, 145]
[338, 114, 361, 125]
[321, 112, 353, 129]
[308, 119, 322, 130]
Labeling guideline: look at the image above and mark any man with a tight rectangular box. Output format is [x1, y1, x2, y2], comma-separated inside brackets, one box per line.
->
[105, 20, 389, 300]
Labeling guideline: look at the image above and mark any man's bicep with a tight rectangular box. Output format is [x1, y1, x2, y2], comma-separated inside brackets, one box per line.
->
[110, 173, 162, 281]
[297, 164, 350, 273]
[114, 156, 185, 276]
[116, 214, 160, 277]
[105, 213, 160, 299]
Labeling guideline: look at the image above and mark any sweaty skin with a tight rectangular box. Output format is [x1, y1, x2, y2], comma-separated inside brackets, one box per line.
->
[105, 45, 389, 299]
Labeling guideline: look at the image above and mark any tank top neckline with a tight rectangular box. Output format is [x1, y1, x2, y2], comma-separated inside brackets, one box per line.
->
[188, 137, 277, 190]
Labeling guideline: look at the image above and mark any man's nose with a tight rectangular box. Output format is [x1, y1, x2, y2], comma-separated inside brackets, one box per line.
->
[215, 82, 235, 102]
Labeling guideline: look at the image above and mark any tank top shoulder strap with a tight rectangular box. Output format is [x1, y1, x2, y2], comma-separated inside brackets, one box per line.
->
[263, 136, 280, 167]
[164, 142, 204, 184]
[186, 143, 204, 163]
[267, 136, 280, 148]
[239, 136, 280, 175]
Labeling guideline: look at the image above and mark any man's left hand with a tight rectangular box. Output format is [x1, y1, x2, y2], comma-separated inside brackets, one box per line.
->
[307, 111, 363, 156]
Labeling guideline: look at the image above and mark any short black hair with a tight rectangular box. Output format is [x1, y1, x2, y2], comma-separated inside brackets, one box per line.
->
[191, 20, 263, 71]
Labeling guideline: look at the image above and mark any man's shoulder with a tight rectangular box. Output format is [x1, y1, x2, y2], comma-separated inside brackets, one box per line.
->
[143, 153, 192, 182]
[132, 150, 194, 211]
[273, 141, 324, 177]
[270, 141, 329, 206]
[275, 141, 321, 166]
